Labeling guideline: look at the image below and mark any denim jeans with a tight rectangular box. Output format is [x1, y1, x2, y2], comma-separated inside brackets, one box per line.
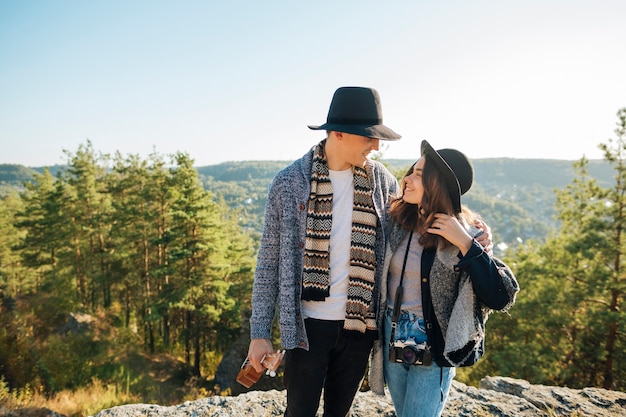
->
[283, 318, 374, 417]
[383, 309, 455, 417]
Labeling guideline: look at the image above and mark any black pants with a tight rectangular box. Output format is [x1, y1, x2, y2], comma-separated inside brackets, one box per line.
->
[283, 318, 375, 417]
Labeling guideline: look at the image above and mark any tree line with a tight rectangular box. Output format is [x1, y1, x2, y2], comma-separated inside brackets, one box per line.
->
[0, 142, 256, 395]
[1, 109, 625, 404]
[463, 108, 626, 390]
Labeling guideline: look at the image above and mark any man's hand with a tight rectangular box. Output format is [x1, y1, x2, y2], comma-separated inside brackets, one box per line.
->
[247, 338, 274, 372]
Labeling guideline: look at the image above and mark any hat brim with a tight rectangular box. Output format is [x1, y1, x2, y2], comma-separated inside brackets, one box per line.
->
[308, 123, 401, 141]
[421, 140, 462, 212]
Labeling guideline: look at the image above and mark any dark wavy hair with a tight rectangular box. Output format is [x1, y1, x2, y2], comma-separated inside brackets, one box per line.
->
[389, 155, 479, 249]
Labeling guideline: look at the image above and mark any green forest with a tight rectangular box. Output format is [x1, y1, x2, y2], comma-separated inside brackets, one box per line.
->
[1, 108, 625, 416]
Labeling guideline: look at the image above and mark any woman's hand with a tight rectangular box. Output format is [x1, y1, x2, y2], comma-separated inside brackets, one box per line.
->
[474, 219, 493, 253]
[427, 213, 474, 256]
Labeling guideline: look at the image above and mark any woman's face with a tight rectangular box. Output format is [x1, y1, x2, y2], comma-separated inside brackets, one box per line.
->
[402, 157, 425, 205]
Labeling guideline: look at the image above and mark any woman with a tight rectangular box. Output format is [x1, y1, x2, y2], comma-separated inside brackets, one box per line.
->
[369, 140, 519, 417]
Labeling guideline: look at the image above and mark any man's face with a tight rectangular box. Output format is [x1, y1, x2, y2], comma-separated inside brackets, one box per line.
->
[341, 133, 380, 168]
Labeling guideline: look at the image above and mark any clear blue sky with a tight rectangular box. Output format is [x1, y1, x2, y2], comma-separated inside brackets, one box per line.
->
[1, 0, 625, 167]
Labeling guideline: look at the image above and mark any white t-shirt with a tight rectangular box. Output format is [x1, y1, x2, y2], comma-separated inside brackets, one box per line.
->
[302, 168, 353, 320]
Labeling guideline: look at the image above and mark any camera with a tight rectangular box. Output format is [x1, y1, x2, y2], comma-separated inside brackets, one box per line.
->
[389, 339, 432, 366]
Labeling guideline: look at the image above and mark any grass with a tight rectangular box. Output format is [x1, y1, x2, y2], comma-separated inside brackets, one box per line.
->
[0, 377, 137, 417]
[0, 350, 208, 417]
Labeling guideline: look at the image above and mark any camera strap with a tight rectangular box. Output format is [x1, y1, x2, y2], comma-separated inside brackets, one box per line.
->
[390, 231, 414, 343]
[420, 246, 436, 344]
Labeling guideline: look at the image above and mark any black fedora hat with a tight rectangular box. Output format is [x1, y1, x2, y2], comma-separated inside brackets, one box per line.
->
[308, 86, 401, 141]
[421, 140, 473, 213]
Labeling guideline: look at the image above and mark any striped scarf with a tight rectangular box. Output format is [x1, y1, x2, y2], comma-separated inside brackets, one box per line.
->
[301, 141, 379, 333]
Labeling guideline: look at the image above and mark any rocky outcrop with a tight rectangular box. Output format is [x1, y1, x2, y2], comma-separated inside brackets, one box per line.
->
[92, 376, 626, 417]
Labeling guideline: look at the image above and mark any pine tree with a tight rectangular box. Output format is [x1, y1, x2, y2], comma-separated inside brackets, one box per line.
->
[61, 141, 112, 309]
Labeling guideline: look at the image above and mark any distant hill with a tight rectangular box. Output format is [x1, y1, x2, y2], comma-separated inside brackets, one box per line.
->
[0, 164, 66, 192]
[467, 158, 613, 188]
[1, 159, 614, 253]
[0, 164, 40, 183]
[2, 158, 612, 188]
[197, 161, 289, 182]
[196, 158, 613, 188]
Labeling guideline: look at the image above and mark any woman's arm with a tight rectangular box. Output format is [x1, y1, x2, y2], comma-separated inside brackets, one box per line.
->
[457, 241, 519, 310]
[427, 212, 519, 310]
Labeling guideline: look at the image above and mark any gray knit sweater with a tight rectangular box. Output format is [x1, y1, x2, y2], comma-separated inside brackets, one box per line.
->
[249, 145, 400, 350]
[369, 220, 520, 395]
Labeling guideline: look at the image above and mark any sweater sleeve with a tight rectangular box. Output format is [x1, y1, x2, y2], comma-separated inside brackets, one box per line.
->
[456, 241, 519, 311]
[249, 176, 283, 339]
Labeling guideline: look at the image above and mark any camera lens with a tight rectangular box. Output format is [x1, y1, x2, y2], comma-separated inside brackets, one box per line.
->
[401, 346, 417, 364]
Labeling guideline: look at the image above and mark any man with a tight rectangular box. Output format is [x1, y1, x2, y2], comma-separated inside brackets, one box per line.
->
[248, 86, 402, 416]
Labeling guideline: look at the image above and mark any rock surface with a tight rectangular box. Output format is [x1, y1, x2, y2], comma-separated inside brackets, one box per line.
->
[91, 376, 626, 417]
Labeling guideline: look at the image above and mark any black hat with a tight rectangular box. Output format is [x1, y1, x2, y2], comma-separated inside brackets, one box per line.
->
[421, 140, 473, 213]
[308, 86, 401, 140]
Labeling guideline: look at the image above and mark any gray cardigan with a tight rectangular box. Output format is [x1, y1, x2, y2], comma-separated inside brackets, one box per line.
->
[369, 220, 520, 395]
[249, 145, 399, 350]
